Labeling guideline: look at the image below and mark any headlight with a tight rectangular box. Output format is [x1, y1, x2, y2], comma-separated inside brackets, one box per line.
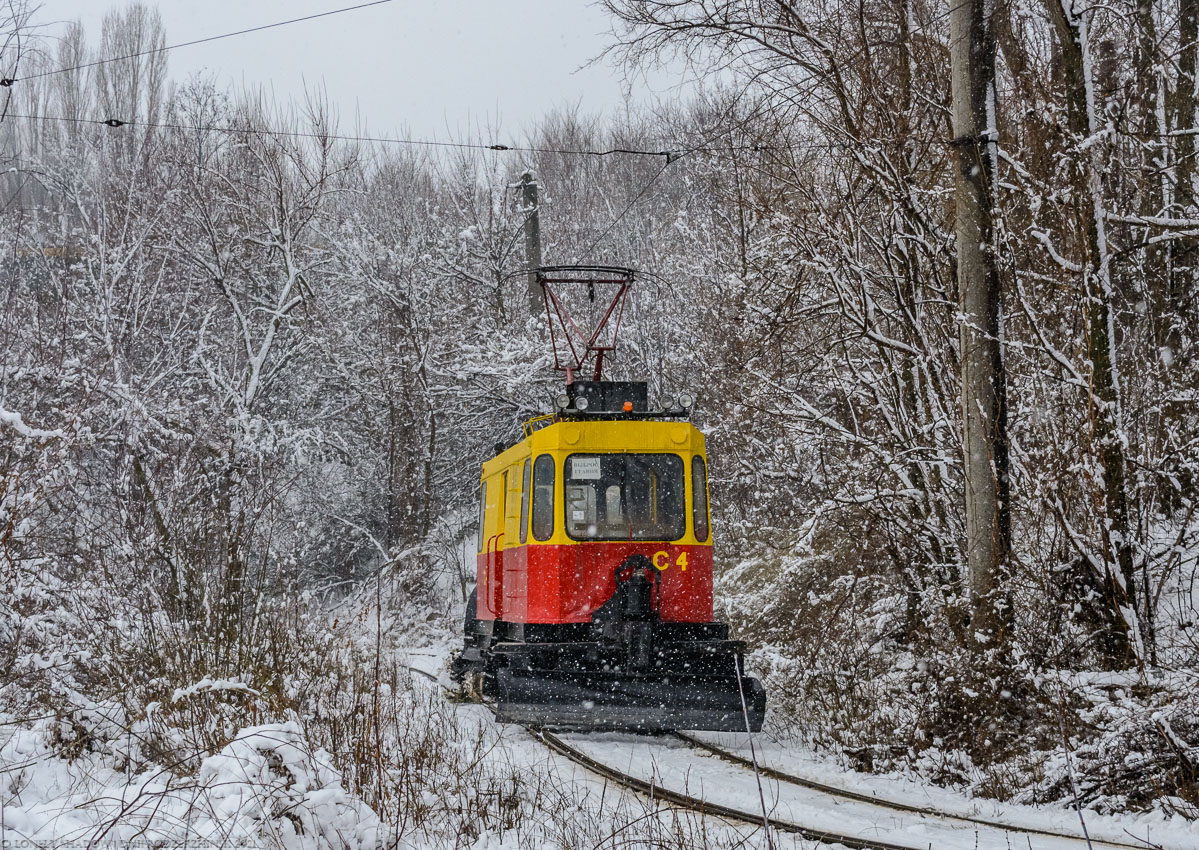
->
[574, 396, 590, 411]
[677, 392, 695, 409]
[660, 396, 676, 411]
[555, 393, 571, 410]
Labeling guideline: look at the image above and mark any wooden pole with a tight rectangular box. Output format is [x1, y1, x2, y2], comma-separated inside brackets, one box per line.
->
[519, 171, 543, 317]
[950, 0, 1011, 650]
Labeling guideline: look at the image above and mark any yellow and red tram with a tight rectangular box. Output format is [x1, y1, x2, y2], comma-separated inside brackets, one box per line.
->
[477, 414, 712, 627]
[452, 266, 765, 732]
[455, 381, 766, 732]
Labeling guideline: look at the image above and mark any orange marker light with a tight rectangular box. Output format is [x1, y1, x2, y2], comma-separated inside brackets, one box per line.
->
[623, 401, 633, 412]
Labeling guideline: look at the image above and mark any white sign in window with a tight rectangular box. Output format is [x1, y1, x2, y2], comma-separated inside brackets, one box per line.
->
[571, 457, 601, 480]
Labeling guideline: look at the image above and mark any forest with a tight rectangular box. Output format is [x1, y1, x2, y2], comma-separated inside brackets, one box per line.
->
[1, 0, 1198, 846]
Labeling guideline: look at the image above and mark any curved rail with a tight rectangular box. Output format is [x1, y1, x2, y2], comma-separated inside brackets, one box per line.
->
[673, 732, 1152, 850]
[405, 664, 1156, 850]
[534, 727, 922, 850]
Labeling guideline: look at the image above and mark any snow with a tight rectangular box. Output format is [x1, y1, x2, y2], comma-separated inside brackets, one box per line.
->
[0, 406, 65, 439]
[686, 730, 1199, 850]
[399, 642, 1199, 850]
[3, 526, 1197, 850]
[194, 722, 381, 849]
[2, 3, 1198, 845]
[1, 717, 381, 849]
[172, 675, 262, 702]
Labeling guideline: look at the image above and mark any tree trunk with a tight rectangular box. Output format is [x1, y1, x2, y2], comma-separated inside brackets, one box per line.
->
[1045, 0, 1143, 669]
[1134, 0, 1167, 292]
[1177, 0, 1197, 222]
[950, 0, 1012, 652]
[1172, 0, 1198, 338]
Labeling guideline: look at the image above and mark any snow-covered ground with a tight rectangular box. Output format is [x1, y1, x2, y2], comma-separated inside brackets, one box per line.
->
[687, 728, 1197, 849]
[3, 598, 1194, 849]
[0, 669, 808, 849]
[408, 642, 1197, 850]
[557, 729, 1194, 850]
[1, 713, 382, 848]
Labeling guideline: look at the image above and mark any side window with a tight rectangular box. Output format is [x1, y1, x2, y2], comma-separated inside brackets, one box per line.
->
[476, 481, 487, 551]
[532, 455, 555, 541]
[519, 459, 531, 543]
[692, 456, 710, 542]
[500, 471, 507, 539]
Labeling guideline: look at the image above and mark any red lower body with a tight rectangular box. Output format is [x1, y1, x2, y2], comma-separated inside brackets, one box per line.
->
[477, 542, 713, 624]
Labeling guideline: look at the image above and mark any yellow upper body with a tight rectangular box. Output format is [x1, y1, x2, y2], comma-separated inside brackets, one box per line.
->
[478, 418, 710, 551]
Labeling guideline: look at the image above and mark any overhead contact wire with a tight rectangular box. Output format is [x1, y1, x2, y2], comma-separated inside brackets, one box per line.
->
[6, 0, 398, 84]
[578, 99, 789, 259]
[0, 112, 824, 158]
[581, 161, 672, 258]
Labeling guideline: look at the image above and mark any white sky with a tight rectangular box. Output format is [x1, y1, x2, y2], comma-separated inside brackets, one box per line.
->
[30, 0, 700, 143]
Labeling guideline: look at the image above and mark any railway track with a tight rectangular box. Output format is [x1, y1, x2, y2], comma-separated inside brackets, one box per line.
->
[405, 663, 1162, 850]
[673, 732, 1154, 850]
[534, 726, 921, 850]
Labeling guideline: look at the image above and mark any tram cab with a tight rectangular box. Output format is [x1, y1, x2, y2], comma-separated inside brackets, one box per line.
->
[477, 383, 712, 628]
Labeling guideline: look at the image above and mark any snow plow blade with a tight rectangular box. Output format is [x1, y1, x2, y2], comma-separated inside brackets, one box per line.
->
[496, 668, 766, 733]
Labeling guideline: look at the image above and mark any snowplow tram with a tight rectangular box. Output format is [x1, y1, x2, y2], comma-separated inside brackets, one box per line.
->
[452, 266, 765, 733]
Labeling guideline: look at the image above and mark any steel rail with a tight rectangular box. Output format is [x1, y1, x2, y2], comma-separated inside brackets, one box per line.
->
[533, 727, 922, 850]
[409, 667, 911, 849]
[673, 732, 1152, 850]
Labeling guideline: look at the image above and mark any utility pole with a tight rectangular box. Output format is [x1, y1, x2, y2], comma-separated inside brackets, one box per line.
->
[950, 0, 1011, 652]
[519, 171, 543, 317]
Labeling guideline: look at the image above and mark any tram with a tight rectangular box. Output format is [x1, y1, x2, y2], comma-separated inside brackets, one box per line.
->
[452, 267, 766, 732]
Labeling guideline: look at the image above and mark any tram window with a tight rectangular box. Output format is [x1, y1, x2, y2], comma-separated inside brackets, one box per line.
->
[476, 481, 487, 551]
[519, 459, 531, 544]
[564, 454, 684, 541]
[605, 485, 623, 523]
[531, 455, 555, 541]
[692, 455, 710, 542]
[566, 484, 597, 537]
[500, 471, 507, 532]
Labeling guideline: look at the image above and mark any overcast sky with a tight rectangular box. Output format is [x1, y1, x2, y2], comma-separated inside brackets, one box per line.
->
[30, 1, 700, 142]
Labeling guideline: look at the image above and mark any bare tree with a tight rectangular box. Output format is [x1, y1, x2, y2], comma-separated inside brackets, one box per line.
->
[0, 0, 31, 125]
[1044, 0, 1144, 668]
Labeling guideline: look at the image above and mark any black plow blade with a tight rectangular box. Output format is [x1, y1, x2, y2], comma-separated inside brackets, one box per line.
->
[496, 668, 766, 733]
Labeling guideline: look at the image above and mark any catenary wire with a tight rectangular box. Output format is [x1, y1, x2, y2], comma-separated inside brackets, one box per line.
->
[3, 0, 397, 85]
[580, 160, 673, 257]
[0, 111, 859, 157]
[577, 95, 833, 258]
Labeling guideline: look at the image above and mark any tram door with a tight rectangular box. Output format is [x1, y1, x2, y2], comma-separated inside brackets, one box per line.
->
[489, 471, 506, 615]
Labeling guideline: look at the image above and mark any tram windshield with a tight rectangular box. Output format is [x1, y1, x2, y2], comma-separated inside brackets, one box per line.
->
[563, 454, 685, 541]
